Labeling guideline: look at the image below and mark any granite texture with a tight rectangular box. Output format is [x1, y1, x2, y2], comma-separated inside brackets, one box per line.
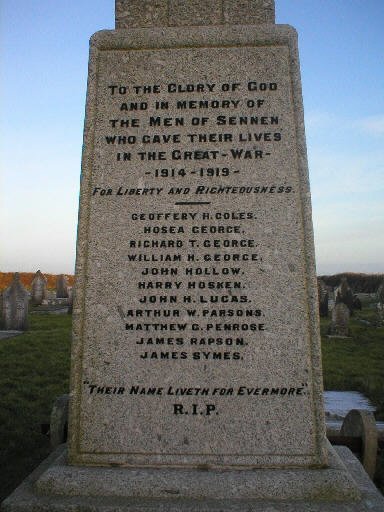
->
[169, 0, 224, 26]
[69, 23, 326, 469]
[223, 0, 275, 25]
[37, 443, 360, 500]
[115, 0, 168, 28]
[115, 0, 275, 28]
[2, 444, 384, 511]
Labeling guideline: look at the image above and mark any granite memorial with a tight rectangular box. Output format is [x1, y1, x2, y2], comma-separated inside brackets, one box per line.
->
[70, 0, 327, 469]
[2, 1, 384, 511]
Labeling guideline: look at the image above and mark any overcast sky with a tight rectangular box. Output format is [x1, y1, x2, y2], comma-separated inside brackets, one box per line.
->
[1, 0, 383, 275]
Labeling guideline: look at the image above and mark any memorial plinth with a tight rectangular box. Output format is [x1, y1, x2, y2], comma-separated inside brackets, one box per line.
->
[2, 1, 384, 511]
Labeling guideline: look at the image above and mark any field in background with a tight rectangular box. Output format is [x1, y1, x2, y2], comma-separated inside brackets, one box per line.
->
[321, 298, 384, 493]
[0, 314, 71, 502]
[0, 301, 383, 502]
[0, 272, 75, 291]
[319, 272, 384, 293]
[321, 294, 384, 420]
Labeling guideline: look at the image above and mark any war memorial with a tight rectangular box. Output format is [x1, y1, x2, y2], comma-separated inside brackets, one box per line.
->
[2, 1, 384, 510]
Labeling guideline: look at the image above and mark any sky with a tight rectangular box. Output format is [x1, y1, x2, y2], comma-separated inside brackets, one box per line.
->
[1, 0, 383, 276]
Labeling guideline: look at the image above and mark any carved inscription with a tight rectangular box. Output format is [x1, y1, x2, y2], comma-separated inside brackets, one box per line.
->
[91, 77, 300, 410]
[75, 45, 319, 462]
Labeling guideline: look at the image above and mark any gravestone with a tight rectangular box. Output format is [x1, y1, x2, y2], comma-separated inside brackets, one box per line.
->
[2, 1, 384, 511]
[352, 294, 362, 310]
[55, 274, 69, 298]
[31, 270, 47, 305]
[377, 281, 384, 303]
[335, 276, 354, 312]
[317, 278, 329, 317]
[67, 287, 73, 314]
[1, 273, 29, 331]
[0, 292, 3, 328]
[329, 302, 350, 337]
[377, 281, 384, 321]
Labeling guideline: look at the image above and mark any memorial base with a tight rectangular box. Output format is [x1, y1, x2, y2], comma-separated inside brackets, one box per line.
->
[2, 442, 384, 512]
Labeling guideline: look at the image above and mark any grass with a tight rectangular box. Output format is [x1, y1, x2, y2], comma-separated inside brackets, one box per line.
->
[321, 307, 384, 420]
[0, 314, 71, 502]
[0, 305, 383, 502]
[320, 303, 384, 494]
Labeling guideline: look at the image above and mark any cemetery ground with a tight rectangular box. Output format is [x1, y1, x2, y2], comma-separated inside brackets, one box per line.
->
[0, 314, 71, 502]
[0, 301, 383, 502]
